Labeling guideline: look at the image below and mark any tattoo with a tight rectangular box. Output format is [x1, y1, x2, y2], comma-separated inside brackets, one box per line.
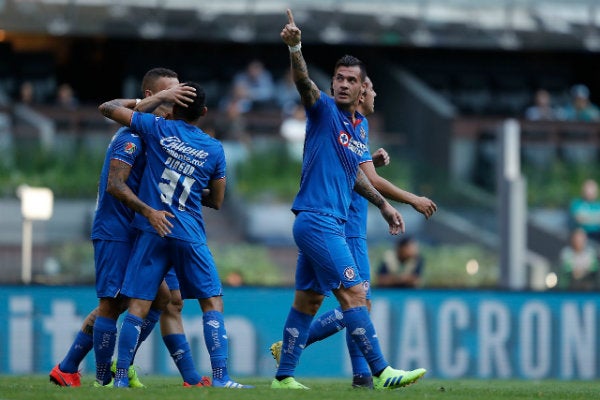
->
[354, 168, 385, 208]
[99, 100, 122, 118]
[291, 52, 319, 106]
[82, 323, 94, 335]
[107, 161, 148, 215]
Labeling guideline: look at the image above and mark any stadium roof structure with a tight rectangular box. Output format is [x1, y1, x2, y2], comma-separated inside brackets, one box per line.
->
[0, 0, 599, 51]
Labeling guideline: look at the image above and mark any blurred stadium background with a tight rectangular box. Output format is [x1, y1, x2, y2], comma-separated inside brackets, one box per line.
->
[1, 0, 599, 287]
[1, 0, 600, 379]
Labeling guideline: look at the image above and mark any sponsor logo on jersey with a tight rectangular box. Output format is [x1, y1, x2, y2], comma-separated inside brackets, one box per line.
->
[344, 266, 356, 280]
[338, 131, 351, 147]
[124, 142, 137, 154]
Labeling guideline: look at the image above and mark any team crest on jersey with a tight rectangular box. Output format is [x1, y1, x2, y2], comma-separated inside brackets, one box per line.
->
[359, 126, 366, 140]
[124, 142, 137, 154]
[344, 267, 356, 280]
[338, 131, 351, 147]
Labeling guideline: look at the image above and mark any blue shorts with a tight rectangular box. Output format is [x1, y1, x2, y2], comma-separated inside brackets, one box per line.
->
[93, 239, 132, 298]
[293, 212, 362, 295]
[164, 268, 180, 291]
[122, 231, 222, 301]
[347, 236, 371, 299]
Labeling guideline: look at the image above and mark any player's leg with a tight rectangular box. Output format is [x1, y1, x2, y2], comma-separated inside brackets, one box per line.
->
[174, 241, 252, 389]
[334, 284, 426, 390]
[49, 308, 97, 387]
[161, 269, 210, 387]
[113, 231, 170, 388]
[92, 239, 131, 387]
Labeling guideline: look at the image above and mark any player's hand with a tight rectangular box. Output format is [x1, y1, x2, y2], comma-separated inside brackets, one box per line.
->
[372, 148, 390, 168]
[380, 202, 405, 235]
[412, 196, 438, 219]
[147, 209, 175, 237]
[281, 9, 301, 46]
[159, 83, 197, 107]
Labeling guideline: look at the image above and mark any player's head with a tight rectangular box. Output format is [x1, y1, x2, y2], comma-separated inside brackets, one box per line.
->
[141, 67, 179, 96]
[331, 55, 367, 110]
[172, 81, 207, 123]
[142, 68, 180, 118]
[358, 76, 376, 116]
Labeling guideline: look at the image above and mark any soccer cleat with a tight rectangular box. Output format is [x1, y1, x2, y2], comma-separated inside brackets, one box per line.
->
[111, 361, 145, 388]
[183, 376, 212, 387]
[49, 364, 81, 387]
[212, 379, 254, 389]
[93, 380, 114, 388]
[373, 366, 426, 390]
[270, 340, 282, 367]
[352, 375, 373, 389]
[271, 377, 310, 389]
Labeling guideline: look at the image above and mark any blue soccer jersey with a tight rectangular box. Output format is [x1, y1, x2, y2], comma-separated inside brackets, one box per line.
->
[345, 118, 372, 240]
[130, 112, 226, 243]
[91, 127, 145, 242]
[291, 91, 369, 222]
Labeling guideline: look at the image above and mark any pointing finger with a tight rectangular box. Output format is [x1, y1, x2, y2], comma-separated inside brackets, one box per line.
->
[286, 9, 296, 26]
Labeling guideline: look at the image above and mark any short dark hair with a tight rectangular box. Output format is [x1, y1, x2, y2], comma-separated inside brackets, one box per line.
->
[173, 81, 206, 122]
[333, 55, 367, 82]
[141, 67, 178, 93]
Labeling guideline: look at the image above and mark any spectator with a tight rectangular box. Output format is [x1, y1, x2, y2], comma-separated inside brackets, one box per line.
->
[559, 228, 599, 291]
[377, 236, 424, 288]
[560, 84, 600, 122]
[215, 81, 251, 144]
[279, 103, 306, 161]
[55, 83, 79, 110]
[224, 270, 245, 287]
[275, 69, 300, 116]
[569, 179, 600, 243]
[524, 89, 558, 121]
[18, 81, 36, 105]
[232, 59, 275, 110]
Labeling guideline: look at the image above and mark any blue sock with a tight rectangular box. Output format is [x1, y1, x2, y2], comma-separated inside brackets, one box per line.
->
[163, 334, 202, 385]
[116, 313, 143, 380]
[346, 329, 371, 377]
[132, 308, 161, 361]
[203, 310, 229, 382]
[93, 316, 117, 385]
[306, 307, 345, 346]
[343, 306, 388, 375]
[59, 330, 93, 373]
[276, 307, 313, 379]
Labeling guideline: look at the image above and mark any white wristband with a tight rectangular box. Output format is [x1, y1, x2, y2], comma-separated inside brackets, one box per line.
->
[288, 42, 302, 53]
[135, 98, 141, 105]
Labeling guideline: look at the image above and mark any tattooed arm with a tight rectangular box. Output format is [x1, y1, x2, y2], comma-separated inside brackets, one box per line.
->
[280, 9, 320, 107]
[106, 158, 174, 237]
[99, 84, 196, 126]
[354, 168, 405, 235]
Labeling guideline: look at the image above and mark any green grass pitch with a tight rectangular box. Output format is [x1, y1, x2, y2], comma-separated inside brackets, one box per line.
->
[1, 376, 598, 400]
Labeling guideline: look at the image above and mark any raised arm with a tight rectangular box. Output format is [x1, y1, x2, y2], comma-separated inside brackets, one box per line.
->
[99, 84, 197, 126]
[354, 167, 405, 235]
[280, 9, 320, 107]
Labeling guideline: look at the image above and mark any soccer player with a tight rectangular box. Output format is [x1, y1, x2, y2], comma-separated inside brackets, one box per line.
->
[49, 68, 209, 388]
[98, 82, 252, 389]
[271, 76, 437, 388]
[271, 9, 426, 390]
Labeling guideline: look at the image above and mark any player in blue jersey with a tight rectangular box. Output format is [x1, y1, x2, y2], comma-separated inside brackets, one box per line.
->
[99, 82, 252, 389]
[50, 68, 209, 388]
[271, 76, 437, 388]
[271, 9, 426, 390]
